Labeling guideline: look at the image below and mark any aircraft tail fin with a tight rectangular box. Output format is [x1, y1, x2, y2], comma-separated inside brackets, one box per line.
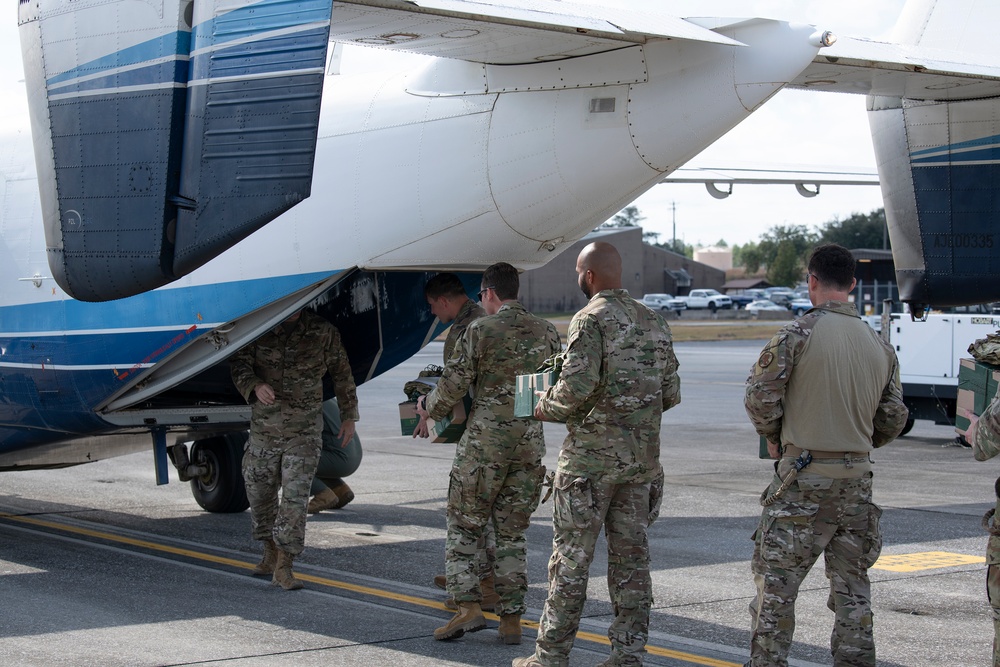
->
[875, 0, 1000, 309]
[19, 0, 330, 302]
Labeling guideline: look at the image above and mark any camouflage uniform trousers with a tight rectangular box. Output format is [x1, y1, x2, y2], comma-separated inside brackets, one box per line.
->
[445, 421, 545, 617]
[749, 470, 883, 667]
[474, 523, 498, 580]
[534, 471, 654, 667]
[243, 433, 321, 556]
[985, 497, 1000, 667]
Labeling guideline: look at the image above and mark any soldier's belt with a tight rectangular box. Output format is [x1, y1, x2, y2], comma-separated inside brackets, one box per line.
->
[783, 444, 870, 461]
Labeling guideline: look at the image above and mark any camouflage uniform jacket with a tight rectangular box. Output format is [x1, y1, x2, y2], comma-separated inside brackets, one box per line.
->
[976, 390, 1000, 462]
[444, 299, 486, 363]
[535, 289, 681, 484]
[745, 300, 907, 452]
[426, 301, 561, 428]
[230, 310, 359, 444]
[975, 390, 1000, 620]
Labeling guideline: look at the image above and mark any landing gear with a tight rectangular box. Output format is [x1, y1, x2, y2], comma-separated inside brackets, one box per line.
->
[170, 432, 249, 513]
[899, 416, 915, 437]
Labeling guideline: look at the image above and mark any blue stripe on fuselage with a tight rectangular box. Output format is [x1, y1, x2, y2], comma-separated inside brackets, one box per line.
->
[46, 31, 192, 87]
[0, 272, 334, 334]
[912, 145, 1000, 165]
[188, 26, 329, 81]
[910, 133, 1000, 158]
[0, 271, 338, 448]
[48, 61, 191, 95]
[190, 0, 332, 52]
[46, 0, 332, 89]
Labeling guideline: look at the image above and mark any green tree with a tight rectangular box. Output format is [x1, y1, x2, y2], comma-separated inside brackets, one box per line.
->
[657, 238, 693, 258]
[818, 209, 887, 249]
[754, 225, 818, 284]
[601, 205, 645, 228]
[767, 242, 804, 287]
[732, 242, 759, 270]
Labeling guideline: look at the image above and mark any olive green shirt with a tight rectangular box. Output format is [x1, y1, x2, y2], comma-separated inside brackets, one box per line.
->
[746, 300, 907, 452]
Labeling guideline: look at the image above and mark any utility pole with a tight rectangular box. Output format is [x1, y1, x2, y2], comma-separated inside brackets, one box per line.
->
[671, 201, 676, 253]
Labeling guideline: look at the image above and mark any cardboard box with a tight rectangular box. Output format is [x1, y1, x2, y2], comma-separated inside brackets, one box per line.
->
[399, 400, 421, 436]
[959, 358, 992, 393]
[954, 359, 1000, 439]
[398, 395, 472, 443]
[514, 371, 558, 418]
[956, 413, 972, 434]
[428, 395, 472, 443]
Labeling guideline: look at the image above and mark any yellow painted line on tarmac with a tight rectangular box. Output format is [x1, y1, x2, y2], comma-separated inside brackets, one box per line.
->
[0, 512, 741, 667]
[871, 551, 985, 572]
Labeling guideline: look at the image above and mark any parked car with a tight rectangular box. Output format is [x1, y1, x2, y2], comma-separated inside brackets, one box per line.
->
[745, 299, 787, 313]
[763, 287, 794, 306]
[788, 297, 813, 316]
[677, 289, 733, 312]
[728, 288, 767, 309]
[640, 293, 687, 312]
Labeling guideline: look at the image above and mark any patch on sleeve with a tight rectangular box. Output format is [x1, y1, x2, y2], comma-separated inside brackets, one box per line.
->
[757, 350, 775, 369]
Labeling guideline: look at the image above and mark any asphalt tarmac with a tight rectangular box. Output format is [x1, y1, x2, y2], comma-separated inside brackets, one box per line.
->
[0, 340, 993, 666]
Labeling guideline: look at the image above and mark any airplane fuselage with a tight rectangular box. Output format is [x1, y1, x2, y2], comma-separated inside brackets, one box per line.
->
[0, 18, 824, 459]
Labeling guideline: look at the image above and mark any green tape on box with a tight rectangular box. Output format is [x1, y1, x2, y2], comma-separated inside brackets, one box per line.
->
[514, 371, 558, 418]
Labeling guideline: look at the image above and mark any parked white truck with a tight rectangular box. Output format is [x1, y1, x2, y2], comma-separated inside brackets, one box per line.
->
[880, 310, 1000, 437]
[677, 289, 732, 312]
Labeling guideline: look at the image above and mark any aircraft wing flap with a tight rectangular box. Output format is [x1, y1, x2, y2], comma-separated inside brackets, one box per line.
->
[331, 0, 742, 65]
[790, 36, 1000, 100]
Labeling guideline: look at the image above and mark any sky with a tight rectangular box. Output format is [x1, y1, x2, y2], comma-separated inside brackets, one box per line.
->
[0, 0, 907, 248]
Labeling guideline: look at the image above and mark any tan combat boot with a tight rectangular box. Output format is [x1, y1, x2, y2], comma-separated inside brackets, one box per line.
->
[252, 539, 277, 577]
[307, 482, 355, 513]
[433, 602, 487, 640]
[271, 549, 304, 590]
[307, 488, 339, 513]
[433, 574, 447, 589]
[511, 656, 545, 667]
[498, 614, 522, 645]
[329, 481, 354, 508]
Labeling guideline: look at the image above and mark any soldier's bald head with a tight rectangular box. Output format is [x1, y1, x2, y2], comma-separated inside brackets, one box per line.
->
[580, 242, 622, 280]
[576, 242, 623, 297]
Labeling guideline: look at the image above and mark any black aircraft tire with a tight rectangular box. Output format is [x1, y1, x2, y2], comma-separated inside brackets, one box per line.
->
[190, 432, 250, 513]
[899, 417, 915, 437]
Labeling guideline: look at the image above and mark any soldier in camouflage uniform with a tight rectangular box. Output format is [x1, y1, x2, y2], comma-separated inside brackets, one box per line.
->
[744, 244, 908, 667]
[415, 262, 561, 644]
[421, 273, 501, 610]
[968, 392, 1000, 666]
[428, 272, 487, 365]
[514, 241, 680, 667]
[230, 308, 359, 590]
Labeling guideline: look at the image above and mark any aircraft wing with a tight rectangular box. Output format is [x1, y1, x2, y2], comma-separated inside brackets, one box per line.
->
[329, 0, 744, 63]
[787, 36, 1000, 100]
[663, 164, 879, 199]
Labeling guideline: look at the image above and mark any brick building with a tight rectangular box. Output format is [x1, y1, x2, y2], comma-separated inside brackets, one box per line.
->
[519, 227, 726, 313]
